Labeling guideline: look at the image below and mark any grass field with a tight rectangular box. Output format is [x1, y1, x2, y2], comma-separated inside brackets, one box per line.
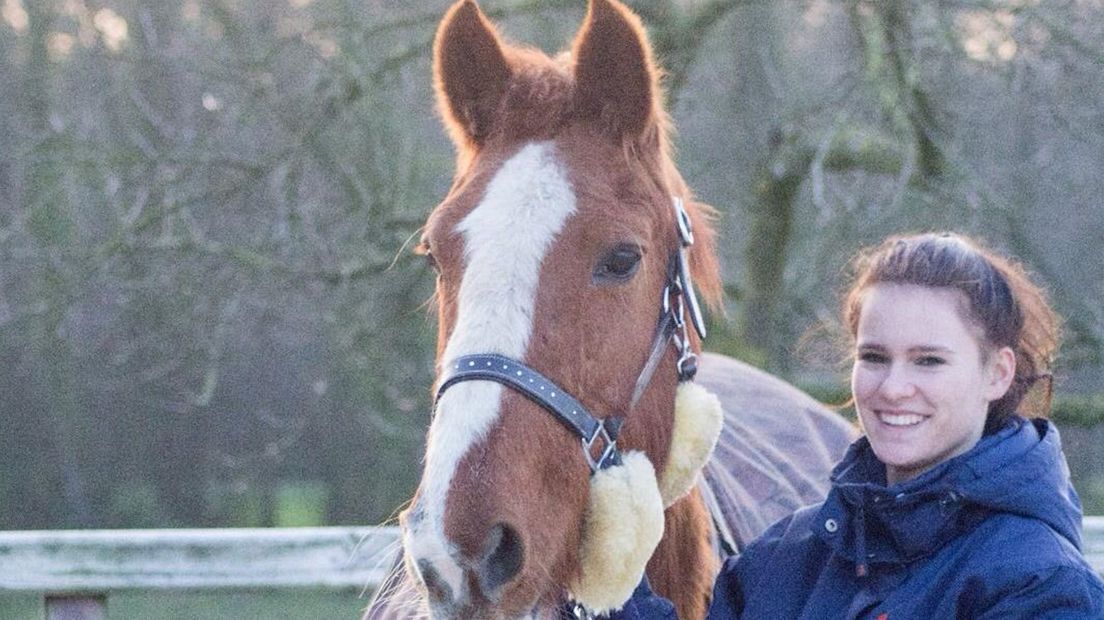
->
[0, 589, 371, 620]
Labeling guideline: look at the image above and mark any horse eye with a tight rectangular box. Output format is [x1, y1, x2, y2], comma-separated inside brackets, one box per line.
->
[593, 245, 642, 284]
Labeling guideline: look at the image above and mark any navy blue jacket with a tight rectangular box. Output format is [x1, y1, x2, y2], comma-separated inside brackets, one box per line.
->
[614, 417, 1104, 619]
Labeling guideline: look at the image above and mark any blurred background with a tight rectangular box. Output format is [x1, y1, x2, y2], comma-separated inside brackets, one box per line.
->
[1, 0, 1102, 543]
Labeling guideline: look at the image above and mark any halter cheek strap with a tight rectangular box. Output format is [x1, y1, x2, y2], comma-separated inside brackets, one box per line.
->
[672, 196, 707, 340]
[628, 196, 705, 408]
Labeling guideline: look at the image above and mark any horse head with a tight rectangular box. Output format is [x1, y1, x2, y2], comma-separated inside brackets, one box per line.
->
[399, 1, 722, 617]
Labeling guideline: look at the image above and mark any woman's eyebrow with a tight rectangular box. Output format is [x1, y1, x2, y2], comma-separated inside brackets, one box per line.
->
[907, 345, 956, 355]
[855, 343, 955, 353]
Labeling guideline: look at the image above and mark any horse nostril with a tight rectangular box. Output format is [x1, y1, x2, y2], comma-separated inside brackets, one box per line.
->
[479, 522, 525, 596]
[416, 559, 454, 603]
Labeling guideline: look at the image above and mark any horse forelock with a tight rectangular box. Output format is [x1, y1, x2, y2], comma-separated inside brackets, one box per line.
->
[506, 48, 722, 317]
[476, 46, 722, 320]
[447, 41, 675, 164]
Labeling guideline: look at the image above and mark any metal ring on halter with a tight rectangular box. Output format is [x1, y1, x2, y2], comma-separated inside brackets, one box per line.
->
[582, 423, 619, 472]
[676, 353, 698, 380]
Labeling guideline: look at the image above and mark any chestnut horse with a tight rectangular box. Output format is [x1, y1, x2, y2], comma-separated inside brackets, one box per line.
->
[366, 1, 855, 618]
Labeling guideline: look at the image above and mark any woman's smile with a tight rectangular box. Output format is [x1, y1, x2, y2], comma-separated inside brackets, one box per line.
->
[875, 410, 927, 427]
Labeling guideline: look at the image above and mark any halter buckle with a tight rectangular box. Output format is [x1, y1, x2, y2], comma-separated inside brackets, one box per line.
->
[671, 293, 686, 330]
[673, 196, 694, 247]
[675, 247, 706, 340]
[671, 197, 706, 340]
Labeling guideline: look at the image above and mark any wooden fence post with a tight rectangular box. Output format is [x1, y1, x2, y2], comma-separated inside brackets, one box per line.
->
[45, 595, 107, 620]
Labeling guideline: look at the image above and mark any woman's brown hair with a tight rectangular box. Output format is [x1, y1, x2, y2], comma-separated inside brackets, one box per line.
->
[841, 232, 1061, 430]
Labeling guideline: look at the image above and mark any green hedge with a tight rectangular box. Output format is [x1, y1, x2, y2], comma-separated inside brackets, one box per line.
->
[1051, 394, 1104, 427]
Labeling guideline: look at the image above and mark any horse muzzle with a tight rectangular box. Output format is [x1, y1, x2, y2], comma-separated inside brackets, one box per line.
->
[401, 503, 536, 620]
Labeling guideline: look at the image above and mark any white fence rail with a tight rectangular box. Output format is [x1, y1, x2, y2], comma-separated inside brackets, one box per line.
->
[2, 519, 1102, 618]
[0, 527, 399, 619]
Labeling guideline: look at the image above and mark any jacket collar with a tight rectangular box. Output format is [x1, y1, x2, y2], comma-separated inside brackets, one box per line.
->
[813, 418, 1036, 573]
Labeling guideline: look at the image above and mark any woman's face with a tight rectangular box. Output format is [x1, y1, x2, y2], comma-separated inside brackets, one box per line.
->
[851, 283, 1015, 484]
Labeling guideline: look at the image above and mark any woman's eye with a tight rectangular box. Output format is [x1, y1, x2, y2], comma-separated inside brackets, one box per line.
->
[858, 351, 887, 364]
[916, 356, 946, 367]
[593, 245, 642, 283]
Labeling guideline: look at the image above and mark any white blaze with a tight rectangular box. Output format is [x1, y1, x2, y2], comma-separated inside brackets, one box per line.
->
[407, 142, 577, 597]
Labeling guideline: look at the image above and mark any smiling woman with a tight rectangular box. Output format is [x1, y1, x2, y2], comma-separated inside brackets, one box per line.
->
[613, 232, 1104, 619]
[850, 283, 1017, 484]
[842, 233, 1061, 430]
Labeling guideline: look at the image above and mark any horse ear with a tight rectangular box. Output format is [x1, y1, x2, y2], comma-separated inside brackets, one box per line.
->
[434, 0, 511, 147]
[572, 0, 661, 138]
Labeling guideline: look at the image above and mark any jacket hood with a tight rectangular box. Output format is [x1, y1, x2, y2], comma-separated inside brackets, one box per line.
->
[816, 417, 1083, 572]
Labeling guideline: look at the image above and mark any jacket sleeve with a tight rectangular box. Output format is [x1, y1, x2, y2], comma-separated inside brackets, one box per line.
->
[704, 556, 745, 618]
[705, 509, 803, 618]
[605, 564, 742, 620]
[606, 512, 790, 620]
[973, 565, 1104, 619]
[603, 578, 677, 620]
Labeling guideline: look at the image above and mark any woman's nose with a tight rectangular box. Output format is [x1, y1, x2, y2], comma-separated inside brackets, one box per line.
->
[877, 363, 917, 400]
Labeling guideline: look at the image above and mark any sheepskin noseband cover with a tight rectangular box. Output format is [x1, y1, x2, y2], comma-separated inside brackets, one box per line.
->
[569, 382, 723, 614]
[569, 451, 664, 615]
[659, 381, 723, 507]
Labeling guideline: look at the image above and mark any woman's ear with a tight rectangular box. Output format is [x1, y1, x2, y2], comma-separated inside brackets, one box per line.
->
[985, 346, 1016, 402]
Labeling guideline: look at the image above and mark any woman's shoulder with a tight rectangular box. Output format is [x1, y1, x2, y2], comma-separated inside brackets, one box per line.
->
[962, 511, 1097, 575]
[917, 510, 1103, 614]
[945, 514, 1104, 616]
[706, 503, 838, 619]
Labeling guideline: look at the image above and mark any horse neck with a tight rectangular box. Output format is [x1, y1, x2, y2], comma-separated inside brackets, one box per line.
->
[646, 487, 718, 620]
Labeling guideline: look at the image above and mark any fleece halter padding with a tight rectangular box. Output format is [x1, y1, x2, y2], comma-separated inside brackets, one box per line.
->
[569, 451, 664, 615]
[659, 381, 723, 507]
[570, 381, 724, 614]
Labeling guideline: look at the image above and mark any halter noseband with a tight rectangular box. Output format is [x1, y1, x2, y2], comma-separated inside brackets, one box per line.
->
[433, 197, 706, 474]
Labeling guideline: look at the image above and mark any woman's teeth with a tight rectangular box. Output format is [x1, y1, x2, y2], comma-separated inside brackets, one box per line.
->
[880, 412, 924, 427]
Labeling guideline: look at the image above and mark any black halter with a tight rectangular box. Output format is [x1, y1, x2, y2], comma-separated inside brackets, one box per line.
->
[434, 197, 707, 474]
